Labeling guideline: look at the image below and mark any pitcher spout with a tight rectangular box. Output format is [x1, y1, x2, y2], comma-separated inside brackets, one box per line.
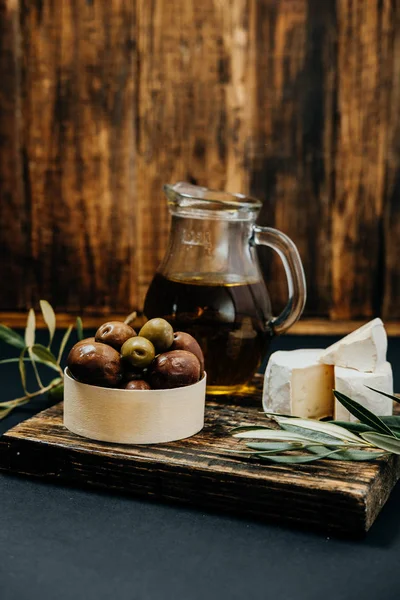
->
[163, 181, 262, 219]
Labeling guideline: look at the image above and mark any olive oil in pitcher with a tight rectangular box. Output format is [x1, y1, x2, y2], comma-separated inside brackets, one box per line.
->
[144, 272, 273, 394]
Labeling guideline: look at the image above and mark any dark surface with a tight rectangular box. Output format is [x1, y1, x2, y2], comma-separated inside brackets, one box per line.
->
[1, 332, 400, 600]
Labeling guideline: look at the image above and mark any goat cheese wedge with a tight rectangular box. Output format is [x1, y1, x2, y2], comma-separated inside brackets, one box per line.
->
[319, 318, 387, 373]
[263, 349, 334, 419]
[334, 362, 393, 421]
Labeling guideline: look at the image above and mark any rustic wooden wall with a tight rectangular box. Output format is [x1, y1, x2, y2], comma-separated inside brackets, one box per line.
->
[0, 0, 399, 324]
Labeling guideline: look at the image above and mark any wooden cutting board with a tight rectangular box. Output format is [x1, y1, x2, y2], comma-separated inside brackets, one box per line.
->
[0, 376, 399, 536]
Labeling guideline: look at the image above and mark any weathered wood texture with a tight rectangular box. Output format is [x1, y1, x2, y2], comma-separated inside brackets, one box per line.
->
[0, 0, 399, 321]
[0, 377, 399, 536]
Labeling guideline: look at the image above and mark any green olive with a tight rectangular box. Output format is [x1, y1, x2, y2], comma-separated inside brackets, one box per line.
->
[139, 318, 174, 353]
[121, 336, 155, 368]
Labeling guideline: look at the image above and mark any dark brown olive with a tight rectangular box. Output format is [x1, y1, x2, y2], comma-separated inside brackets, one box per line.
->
[148, 350, 201, 389]
[123, 364, 149, 382]
[74, 337, 96, 346]
[170, 332, 204, 372]
[123, 380, 151, 390]
[67, 341, 123, 388]
[95, 321, 137, 351]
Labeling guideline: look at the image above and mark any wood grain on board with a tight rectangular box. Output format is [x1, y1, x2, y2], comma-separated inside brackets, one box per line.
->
[0, 376, 399, 536]
[0, 0, 400, 324]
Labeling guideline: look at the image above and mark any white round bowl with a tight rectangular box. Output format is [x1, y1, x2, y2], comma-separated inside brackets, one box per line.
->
[63, 368, 206, 444]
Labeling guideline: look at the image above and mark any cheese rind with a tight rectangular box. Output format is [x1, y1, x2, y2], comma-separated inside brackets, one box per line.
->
[334, 362, 393, 421]
[263, 350, 334, 420]
[319, 318, 387, 373]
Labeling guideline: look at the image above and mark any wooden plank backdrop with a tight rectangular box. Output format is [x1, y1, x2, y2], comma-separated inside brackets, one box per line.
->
[0, 0, 399, 327]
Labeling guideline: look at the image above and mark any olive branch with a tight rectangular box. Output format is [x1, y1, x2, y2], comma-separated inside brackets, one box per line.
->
[0, 301, 84, 420]
[227, 388, 400, 463]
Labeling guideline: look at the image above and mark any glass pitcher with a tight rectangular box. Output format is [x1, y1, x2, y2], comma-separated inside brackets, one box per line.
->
[144, 182, 306, 395]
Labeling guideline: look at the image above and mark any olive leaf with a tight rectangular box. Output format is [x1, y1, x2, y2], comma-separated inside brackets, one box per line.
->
[0, 357, 31, 365]
[274, 416, 367, 444]
[330, 420, 373, 434]
[233, 429, 349, 446]
[25, 309, 36, 348]
[255, 449, 341, 464]
[57, 325, 73, 364]
[31, 344, 58, 366]
[360, 432, 400, 455]
[76, 317, 84, 342]
[0, 406, 13, 419]
[40, 300, 56, 348]
[245, 441, 304, 452]
[308, 445, 387, 461]
[233, 429, 312, 442]
[230, 425, 271, 434]
[0, 304, 85, 421]
[0, 355, 60, 372]
[124, 311, 137, 326]
[333, 390, 395, 437]
[18, 348, 28, 395]
[380, 416, 400, 427]
[0, 325, 25, 349]
[277, 423, 367, 447]
[263, 411, 300, 419]
[365, 386, 400, 405]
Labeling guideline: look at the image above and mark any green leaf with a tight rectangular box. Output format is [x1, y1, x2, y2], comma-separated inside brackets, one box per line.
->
[233, 429, 346, 446]
[245, 442, 303, 452]
[0, 357, 30, 365]
[380, 416, 400, 426]
[76, 317, 84, 342]
[263, 411, 300, 419]
[18, 348, 27, 395]
[274, 416, 367, 444]
[0, 324, 25, 349]
[0, 406, 14, 420]
[360, 432, 400, 455]
[48, 378, 64, 402]
[124, 311, 137, 326]
[0, 356, 60, 372]
[230, 425, 271, 434]
[333, 390, 395, 437]
[57, 325, 73, 363]
[31, 344, 58, 366]
[365, 386, 400, 405]
[308, 445, 387, 461]
[40, 300, 56, 347]
[332, 419, 400, 437]
[25, 309, 35, 347]
[330, 420, 373, 434]
[255, 449, 340, 464]
[278, 423, 359, 446]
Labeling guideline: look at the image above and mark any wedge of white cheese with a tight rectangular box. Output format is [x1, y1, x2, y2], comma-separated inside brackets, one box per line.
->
[334, 362, 393, 421]
[319, 318, 387, 373]
[263, 349, 334, 419]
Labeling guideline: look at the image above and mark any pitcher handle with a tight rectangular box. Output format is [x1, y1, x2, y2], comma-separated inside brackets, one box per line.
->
[252, 225, 307, 335]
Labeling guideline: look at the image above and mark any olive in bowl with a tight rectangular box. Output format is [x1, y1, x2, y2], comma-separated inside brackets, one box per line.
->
[67, 341, 123, 388]
[121, 336, 155, 368]
[123, 380, 151, 391]
[139, 318, 174, 353]
[170, 332, 204, 373]
[148, 350, 201, 389]
[95, 321, 137, 351]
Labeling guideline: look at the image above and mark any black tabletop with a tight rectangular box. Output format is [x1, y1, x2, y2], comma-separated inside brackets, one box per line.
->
[1, 332, 400, 600]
